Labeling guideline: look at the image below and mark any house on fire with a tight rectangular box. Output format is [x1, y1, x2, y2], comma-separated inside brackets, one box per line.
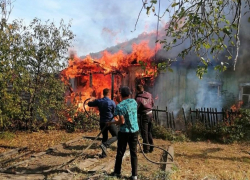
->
[61, 17, 250, 115]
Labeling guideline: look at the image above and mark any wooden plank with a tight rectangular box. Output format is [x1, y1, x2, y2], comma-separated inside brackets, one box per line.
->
[0, 159, 33, 172]
[82, 136, 102, 141]
[0, 147, 27, 159]
[165, 146, 174, 173]
[0, 173, 44, 180]
[0, 150, 48, 172]
[0, 151, 31, 165]
[77, 158, 99, 171]
[63, 136, 83, 146]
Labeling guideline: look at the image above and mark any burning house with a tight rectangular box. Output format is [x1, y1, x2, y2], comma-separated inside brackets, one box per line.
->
[61, 36, 160, 113]
[61, 16, 250, 127]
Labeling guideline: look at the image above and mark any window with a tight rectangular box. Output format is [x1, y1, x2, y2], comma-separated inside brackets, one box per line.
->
[239, 83, 250, 107]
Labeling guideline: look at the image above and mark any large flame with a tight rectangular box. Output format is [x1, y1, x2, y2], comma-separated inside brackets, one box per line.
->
[61, 40, 160, 119]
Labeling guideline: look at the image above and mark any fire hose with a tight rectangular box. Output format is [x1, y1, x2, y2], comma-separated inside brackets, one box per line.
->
[44, 98, 173, 173]
[83, 98, 174, 165]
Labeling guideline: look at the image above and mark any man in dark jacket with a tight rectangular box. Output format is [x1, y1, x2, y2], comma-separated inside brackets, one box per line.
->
[135, 84, 154, 153]
[88, 88, 118, 158]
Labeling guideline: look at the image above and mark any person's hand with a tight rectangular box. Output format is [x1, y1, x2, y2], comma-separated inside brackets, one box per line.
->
[113, 116, 118, 121]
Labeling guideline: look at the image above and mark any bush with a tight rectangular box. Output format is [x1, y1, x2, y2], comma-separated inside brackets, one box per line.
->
[152, 123, 187, 142]
[186, 109, 250, 143]
[66, 111, 99, 132]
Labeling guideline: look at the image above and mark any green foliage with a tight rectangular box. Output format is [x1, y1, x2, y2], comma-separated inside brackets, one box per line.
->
[143, 0, 245, 78]
[186, 109, 250, 143]
[0, 4, 75, 130]
[152, 123, 186, 142]
[186, 121, 211, 141]
[65, 111, 99, 133]
[0, 131, 15, 140]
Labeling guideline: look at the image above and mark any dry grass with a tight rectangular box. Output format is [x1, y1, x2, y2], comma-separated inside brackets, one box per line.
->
[0, 130, 250, 179]
[171, 141, 250, 180]
[0, 130, 90, 153]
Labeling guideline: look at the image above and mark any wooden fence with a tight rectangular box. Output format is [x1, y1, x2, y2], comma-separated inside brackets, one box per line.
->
[182, 107, 239, 128]
[152, 106, 175, 130]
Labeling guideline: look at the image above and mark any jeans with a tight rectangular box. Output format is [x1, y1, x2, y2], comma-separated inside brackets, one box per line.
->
[114, 131, 139, 176]
[100, 122, 118, 147]
[139, 114, 154, 152]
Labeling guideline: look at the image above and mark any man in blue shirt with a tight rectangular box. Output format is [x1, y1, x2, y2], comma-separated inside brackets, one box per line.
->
[107, 86, 139, 180]
[88, 88, 117, 158]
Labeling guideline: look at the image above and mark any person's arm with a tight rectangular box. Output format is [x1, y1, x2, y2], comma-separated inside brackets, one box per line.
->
[135, 97, 141, 110]
[87, 99, 99, 107]
[112, 101, 116, 114]
[107, 115, 125, 126]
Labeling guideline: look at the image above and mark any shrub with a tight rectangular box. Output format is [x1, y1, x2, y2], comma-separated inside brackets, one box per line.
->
[152, 123, 187, 142]
[66, 111, 99, 132]
[186, 109, 250, 143]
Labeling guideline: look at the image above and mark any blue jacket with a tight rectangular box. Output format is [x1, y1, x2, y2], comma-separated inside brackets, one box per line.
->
[88, 97, 116, 123]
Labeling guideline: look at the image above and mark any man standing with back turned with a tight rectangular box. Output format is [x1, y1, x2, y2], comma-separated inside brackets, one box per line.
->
[135, 84, 154, 153]
[88, 88, 118, 158]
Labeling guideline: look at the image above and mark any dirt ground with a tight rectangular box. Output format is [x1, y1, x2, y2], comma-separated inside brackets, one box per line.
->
[0, 130, 250, 180]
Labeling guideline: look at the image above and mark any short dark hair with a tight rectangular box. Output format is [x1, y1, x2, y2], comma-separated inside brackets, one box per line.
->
[103, 88, 110, 96]
[136, 84, 144, 92]
[120, 86, 131, 98]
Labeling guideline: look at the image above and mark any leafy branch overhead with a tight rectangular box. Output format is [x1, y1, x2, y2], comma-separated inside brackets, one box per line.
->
[141, 0, 249, 78]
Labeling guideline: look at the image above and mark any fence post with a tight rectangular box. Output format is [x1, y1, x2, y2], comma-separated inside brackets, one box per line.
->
[172, 111, 175, 130]
[222, 108, 225, 122]
[190, 108, 193, 125]
[166, 106, 169, 128]
[182, 108, 187, 128]
[207, 108, 210, 128]
[215, 108, 218, 125]
[156, 106, 159, 125]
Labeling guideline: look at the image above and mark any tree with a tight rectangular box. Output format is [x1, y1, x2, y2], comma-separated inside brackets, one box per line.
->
[139, 0, 249, 78]
[0, 1, 75, 130]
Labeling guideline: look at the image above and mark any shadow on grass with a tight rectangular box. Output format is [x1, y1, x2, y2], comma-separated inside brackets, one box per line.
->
[176, 147, 250, 164]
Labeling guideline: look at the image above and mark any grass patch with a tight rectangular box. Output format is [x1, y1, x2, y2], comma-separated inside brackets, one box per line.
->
[152, 123, 187, 142]
[0, 131, 15, 140]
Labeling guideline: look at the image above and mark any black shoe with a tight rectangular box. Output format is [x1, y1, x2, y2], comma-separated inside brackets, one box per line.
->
[109, 172, 121, 178]
[100, 144, 107, 156]
[143, 150, 149, 154]
[149, 147, 154, 153]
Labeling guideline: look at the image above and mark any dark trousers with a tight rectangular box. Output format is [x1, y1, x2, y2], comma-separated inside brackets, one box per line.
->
[139, 114, 154, 152]
[100, 122, 118, 147]
[114, 131, 139, 176]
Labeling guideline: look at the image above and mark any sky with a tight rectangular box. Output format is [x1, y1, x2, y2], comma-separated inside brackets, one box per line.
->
[8, 0, 170, 57]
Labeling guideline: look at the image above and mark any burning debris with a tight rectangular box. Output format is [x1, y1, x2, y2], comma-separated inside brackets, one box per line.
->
[61, 40, 160, 113]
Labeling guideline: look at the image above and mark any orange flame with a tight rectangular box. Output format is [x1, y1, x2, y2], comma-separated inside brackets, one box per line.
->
[230, 100, 243, 112]
[61, 40, 161, 121]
